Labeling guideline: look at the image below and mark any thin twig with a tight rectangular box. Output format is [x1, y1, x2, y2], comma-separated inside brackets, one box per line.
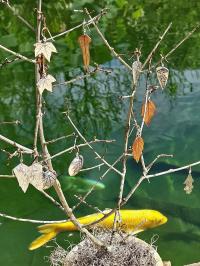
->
[67, 115, 122, 176]
[0, 134, 33, 154]
[0, 120, 20, 125]
[0, 44, 35, 64]
[0, 212, 67, 224]
[35, 0, 105, 248]
[43, 139, 115, 161]
[73, 155, 123, 211]
[0, 57, 20, 68]
[154, 24, 200, 68]
[40, 190, 65, 212]
[122, 176, 146, 205]
[74, 195, 103, 214]
[147, 154, 173, 171]
[1, 0, 35, 31]
[46, 9, 108, 41]
[0, 175, 14, 178]
[80, 163, 104, 172]
[141, 22, 172, 70]
[44, 133, 75, 145]
[54, 66, 112, 87]
[85, 8, 132, 71]
[117, 50, 142, 211]
[146, 160, 200, 179]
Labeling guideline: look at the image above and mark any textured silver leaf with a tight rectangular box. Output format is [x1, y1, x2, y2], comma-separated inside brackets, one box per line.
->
[183, 173, 194, 194]
[156, 66, 169, 90]
[42, 168, 57, 189]
[29, 163, 44, 191]
[68, 155, 84, 176]
[13, 163, 30, 193]
[13, 163, 56, 192]
[37, 74, 56, 94]
[34, 42, 57, 62]
[132, 61, 142, 85]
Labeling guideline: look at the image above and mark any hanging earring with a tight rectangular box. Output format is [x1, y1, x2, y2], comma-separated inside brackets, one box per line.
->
[156, 55, 169, 90]
[68, 147, 84, 176]
[78, 20, 91, 72]
[132, 48, 142, 85]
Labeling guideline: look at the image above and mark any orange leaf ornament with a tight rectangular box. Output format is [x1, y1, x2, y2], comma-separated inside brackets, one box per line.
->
[78, 34, 91, 72]
[141, 100, 156, 126]
[132, 136, 144, 163]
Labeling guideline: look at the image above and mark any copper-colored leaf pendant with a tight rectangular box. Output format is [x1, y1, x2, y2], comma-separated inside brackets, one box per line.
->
[78, 34, 91, 72]
[141, 100, 156, 126]
[132, 136, 144, 163]
[156, 66, 169, 89]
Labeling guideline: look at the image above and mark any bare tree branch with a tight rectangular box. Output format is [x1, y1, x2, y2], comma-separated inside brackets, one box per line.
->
[85, 8, 132, 71]
[0, 134, 33, 154]
[46, 9, 108, 41]
[0, 44, 35, 64]
[0, 0, 35, 31]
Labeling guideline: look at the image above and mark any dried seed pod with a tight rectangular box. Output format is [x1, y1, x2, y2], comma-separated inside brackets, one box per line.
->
[132, 61, 142, 85]
[156, 66, 169, 89]
[68, 154, 84, 176]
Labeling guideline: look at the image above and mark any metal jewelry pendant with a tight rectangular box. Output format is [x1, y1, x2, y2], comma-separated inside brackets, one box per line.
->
[42, 166, 57, 189]
[132, 61, 142, 85]
[156, 66, 169, 90]
[68, 154, 84, 176]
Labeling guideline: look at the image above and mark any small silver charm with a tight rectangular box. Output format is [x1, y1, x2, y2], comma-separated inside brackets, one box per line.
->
[132, 61, 142, 85]
[156, 66, 169, 90]
[68, 154, 84, 176]
[42, 166, 57, 189]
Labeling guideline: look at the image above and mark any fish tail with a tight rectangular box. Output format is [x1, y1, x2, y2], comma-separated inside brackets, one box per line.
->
[29, 231, 57, 250]
[29, 222, 72, 251]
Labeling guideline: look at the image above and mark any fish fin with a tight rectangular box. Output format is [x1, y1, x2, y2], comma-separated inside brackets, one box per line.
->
[37, 223, 61, 234]
[29, 231, 57, 250]
[131, 229, 144, 235]
[29, 223, 67, 250]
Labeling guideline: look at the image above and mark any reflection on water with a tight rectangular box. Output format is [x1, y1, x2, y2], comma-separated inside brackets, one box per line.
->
[0, 57, 200, 265]
[1, 59, 200, 265]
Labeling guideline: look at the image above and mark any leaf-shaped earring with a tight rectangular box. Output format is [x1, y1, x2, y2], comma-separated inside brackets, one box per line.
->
[34, 42, 57, 62]
[37, 74, 56, 94]
[132, 60, 142, 85]
[156, 66, 169, 90]
[42, 166, 57, 189]
[78, 34, 91, 72]
[68, 153, 84, 176]
[183, 166, 194, 194]
[132, 134, 144, 163]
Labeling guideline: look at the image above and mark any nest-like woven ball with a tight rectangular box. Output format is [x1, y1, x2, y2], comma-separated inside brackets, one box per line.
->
[49, 230, 163, 266]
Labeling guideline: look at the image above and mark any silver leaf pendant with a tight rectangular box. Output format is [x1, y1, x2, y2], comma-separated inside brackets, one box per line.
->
[156, 66, 169, 90]
[42, 167, 57, 189]
[132, 61, 142, 85]
[68, 155, 84, 176]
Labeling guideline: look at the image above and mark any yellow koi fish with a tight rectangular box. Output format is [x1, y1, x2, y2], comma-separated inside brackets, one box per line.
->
[29, 209, 167, 250]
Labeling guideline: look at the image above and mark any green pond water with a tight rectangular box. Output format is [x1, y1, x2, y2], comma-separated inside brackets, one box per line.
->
[1, 1, 200, 265]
